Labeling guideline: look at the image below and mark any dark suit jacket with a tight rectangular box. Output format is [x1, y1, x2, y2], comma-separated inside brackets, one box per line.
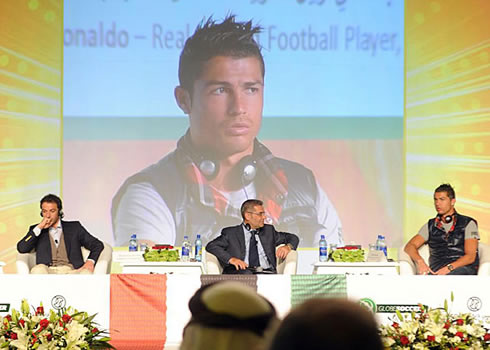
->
[17, 221, 104, 269]
[206, 224, 299, 273]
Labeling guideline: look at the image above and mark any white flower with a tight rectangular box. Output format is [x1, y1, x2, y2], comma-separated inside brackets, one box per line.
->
[424, 322, 446, 343]
[65, 321, 89, 349]
[400, 320, 419, 334]
[466, 323, 486, 337]
[413, 343, 429, 350]
[382, 337, 396, 347]
[9, 332, 29, 350]
[448, 325, 457, 334]
[449, 335, 461, 344]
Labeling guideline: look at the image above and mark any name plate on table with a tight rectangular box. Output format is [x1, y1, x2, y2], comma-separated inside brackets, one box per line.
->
[366, 250, 388, 262]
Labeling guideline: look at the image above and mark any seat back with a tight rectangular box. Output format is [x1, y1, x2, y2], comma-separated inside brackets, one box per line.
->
[16, 241, 113, 274]
[205, 245, 298, 274]
[205, 250, 223, 274]
[477, 242, 490, 276]
[276, 248, 298, 274]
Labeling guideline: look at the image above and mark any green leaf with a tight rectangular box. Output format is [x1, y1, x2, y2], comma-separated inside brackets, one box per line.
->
[11, 309, 19, 324]
[83, 314, 97, 325]
[396, 309, 403, 322]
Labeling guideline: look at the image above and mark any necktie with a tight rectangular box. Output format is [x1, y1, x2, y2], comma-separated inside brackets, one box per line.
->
[249, 230, 260, 268]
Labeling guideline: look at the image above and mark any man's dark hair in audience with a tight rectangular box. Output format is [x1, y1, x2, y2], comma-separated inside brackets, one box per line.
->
[269, 298, 383, 350]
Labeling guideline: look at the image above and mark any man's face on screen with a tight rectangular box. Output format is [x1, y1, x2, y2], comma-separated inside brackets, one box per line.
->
[186, 56, 264, 156]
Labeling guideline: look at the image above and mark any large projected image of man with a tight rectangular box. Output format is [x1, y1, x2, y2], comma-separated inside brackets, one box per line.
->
[111, 15, 343, 247]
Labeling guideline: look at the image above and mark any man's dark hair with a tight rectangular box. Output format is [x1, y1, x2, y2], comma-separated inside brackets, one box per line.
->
[40, 193, 64, 218]
[435, 183, 455, 199]
[178, 14, 264, 94]
[269, 298, 383, 350]
[241, 199, 263, 219]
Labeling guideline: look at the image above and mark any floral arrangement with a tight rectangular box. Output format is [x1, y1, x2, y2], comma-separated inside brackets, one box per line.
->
[0, 299, 113, 350]
[380, 294, 490, 349]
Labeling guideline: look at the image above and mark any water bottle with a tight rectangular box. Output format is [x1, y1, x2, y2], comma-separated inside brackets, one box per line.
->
[376, 235, 387, 257]
[129, 234, 138, 252]
[194, 234, 202, 262]
[319, 234, 328, 262]
[181, 235, 191, 262]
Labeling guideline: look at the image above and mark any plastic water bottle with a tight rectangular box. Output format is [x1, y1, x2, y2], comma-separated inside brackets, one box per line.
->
[319, 234, 328, 262]
[181, 235, 191, 262]
[194, 234, 202, 262]
[376, 235, 387, 257]
[129, 234, 138, 252]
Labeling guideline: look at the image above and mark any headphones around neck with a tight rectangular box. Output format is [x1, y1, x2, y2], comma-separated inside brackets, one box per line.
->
[183, 133, 258, 185]
[244, 223, 263, 233]
[437, 213, 455, 224]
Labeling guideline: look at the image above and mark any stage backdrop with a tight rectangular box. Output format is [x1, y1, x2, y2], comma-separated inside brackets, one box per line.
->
[1, 1, 490, 273]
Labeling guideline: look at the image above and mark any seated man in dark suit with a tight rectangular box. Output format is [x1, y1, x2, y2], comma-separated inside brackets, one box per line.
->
[206, 199, 299, 274]
[17, 194, 104, 274]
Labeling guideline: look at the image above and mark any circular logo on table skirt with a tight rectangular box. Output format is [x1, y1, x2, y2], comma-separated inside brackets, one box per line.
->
[51, 295, 67, 310]
[359, 298, 377, 313]
[467, 297, 482, 312]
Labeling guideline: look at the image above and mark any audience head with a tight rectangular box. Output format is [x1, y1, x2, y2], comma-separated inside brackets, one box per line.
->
[180, 281, 278, 350]
[269, 298, 383, 350]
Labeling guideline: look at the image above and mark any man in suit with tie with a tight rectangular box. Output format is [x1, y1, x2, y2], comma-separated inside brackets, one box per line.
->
[206, 199, 299, 274]
[17, 194, 104, 274]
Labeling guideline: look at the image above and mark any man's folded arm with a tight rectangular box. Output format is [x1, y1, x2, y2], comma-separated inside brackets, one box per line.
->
[17, 226, 39, 253]
[77, 223, 104, 264]
[274, 228, 299, 250]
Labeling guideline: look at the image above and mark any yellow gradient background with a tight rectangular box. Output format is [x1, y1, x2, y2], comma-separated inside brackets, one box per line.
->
[405, 0, 490, 244]
[0, 0, 62, 272]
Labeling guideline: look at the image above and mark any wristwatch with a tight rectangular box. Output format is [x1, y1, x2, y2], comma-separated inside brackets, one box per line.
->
[447, 264, 454, 271]
[286, 243, 294, 250]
